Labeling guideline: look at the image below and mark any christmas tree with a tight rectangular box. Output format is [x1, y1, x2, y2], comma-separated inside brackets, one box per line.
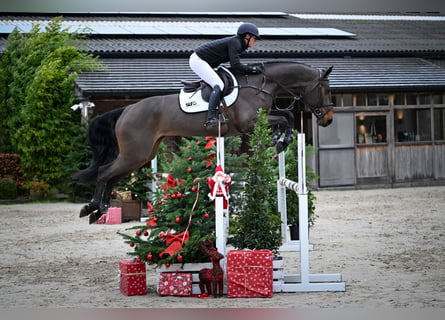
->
[118, 136, 247, 267]
[228, 109, 282, 254]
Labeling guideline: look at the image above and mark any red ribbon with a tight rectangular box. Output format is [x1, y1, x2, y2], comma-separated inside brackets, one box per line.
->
[160, 174, 183, 192]
[159, 231, 189, 258]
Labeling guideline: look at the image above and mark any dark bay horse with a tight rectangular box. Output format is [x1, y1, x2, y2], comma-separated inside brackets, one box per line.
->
[75, 61, 334, 223]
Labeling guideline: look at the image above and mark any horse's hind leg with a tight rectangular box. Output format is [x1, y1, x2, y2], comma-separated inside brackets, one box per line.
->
[87, 176, 122, 224]
[88, 155, 148, 223]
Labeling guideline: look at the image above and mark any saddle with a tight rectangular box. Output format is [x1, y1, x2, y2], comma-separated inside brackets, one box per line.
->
[181, 67, 235, 102]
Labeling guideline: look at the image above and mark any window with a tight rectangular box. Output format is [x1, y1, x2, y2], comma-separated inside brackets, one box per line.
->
[394, 93, 405, 105]
[356, 114, 387, 144]
[355, 94, 366, 106]
[418, 94, 431, 105]
[434, 108, 445, 141]
[342, 94, 353, 106]
[432, 94, 443, 104]
[406, 93, 417, 105]
[395, 108, 431, 142]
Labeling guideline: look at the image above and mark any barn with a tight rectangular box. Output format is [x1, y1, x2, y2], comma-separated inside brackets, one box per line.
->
[1, 12, 445, 188]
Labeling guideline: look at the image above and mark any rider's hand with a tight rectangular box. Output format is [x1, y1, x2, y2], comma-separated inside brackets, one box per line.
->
[246, 64, 263, 74]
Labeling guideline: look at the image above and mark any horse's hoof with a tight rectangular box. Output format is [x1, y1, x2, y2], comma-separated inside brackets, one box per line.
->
[79, 201, 100, 218]
[79, 206, 89, 218]
[89, 211, 103, 224]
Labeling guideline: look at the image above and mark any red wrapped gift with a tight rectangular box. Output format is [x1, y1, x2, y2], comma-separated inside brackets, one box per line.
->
[106, 207, 122, 224]
[227, 250, 274, 298]
[119, 260, 146, 296]
[158, 272, 192, 296]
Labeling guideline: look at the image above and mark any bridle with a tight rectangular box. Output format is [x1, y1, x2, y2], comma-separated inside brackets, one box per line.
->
[236, 67, 333, 121]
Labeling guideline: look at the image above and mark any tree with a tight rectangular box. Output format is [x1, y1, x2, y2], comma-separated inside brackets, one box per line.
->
[119, 136, 247, 267]
[0, 17, 103, 188]
[228, 109, 282, 254]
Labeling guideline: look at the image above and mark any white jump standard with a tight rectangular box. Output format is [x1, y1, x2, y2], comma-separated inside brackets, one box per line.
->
[275, 133, 346, 292]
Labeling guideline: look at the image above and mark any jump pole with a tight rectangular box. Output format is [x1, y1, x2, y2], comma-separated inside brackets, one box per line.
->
[276, 133, 346, 292]
[215, 136, 226, 259]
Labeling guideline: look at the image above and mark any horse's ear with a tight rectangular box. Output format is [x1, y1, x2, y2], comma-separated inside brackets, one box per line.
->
[322, 66, 333, 78]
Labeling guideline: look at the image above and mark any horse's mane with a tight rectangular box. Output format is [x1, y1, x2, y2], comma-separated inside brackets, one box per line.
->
[262, 60, 314, 69]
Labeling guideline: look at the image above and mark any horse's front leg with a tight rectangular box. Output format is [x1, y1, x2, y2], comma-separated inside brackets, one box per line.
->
[269, 128, 283, 147]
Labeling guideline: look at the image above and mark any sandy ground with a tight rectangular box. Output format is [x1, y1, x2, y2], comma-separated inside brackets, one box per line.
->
[0, 186, 444, 308]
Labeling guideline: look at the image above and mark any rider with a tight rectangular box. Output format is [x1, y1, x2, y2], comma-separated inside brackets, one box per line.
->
[189, 22, 262, 128]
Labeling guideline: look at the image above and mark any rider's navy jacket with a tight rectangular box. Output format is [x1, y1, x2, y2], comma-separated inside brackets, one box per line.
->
[194, 35, 254, 73]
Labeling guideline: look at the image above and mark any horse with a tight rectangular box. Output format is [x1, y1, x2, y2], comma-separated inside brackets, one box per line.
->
[74, 61, 334, 223]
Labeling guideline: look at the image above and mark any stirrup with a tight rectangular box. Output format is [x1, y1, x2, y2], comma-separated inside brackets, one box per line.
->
[204, 118, 219, 128]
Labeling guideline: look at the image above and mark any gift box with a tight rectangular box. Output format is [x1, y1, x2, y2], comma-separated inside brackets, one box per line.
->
[227, 250, 274, 298]
[119, 260, 146, 296]
[106, 207, 122, 224]
[158, 272, 192, 296]
[94, 207, 122, 224]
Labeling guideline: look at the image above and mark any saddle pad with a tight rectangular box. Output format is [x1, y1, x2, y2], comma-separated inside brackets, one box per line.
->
[179, 66, 239, 113]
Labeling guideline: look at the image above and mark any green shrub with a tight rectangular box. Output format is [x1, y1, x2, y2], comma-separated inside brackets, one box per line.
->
[0, 178, 17, 200]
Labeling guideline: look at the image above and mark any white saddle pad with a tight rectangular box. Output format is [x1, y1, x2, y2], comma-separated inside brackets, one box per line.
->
[179, 66, 239, 113]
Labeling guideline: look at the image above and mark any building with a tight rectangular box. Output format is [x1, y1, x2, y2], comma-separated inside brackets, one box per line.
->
[1, 12, 445, 188]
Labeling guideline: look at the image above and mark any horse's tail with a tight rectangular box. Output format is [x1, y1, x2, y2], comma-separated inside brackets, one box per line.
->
[73, 107, 126, 184]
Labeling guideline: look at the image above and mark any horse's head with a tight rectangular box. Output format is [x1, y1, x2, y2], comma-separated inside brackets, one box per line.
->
[301, 66, 334, 127]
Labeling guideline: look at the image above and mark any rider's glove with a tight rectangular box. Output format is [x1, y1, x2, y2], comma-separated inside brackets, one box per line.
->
[246, 64, 263, 74]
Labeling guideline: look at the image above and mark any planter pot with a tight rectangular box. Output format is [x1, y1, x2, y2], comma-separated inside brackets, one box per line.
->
[289, 224, 299, 240]
[110, 199, 142, 222]
[288, 224, 311, 241]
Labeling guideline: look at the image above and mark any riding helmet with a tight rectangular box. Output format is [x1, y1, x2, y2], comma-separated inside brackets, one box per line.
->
[237, 23, 260, 39]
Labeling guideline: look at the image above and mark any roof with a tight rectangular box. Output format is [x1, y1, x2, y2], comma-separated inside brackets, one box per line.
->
[1, 12, 445, 58]
[75, 57, 445, 96]
[1, 12, 445, 96]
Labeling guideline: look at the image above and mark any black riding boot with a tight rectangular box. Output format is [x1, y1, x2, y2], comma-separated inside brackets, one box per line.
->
[205, 85, 222, 128]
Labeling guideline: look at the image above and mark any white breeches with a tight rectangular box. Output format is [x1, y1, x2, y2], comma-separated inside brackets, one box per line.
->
[189, 52, 224, 90]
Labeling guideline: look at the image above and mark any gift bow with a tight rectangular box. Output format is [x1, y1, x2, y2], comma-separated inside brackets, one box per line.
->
[159, 231, 190, 258]
[161, 174, 183, 191]
[165, 231, 189, 247]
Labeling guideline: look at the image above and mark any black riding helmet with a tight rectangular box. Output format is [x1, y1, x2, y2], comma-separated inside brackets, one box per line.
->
[237, 23, 261, 39]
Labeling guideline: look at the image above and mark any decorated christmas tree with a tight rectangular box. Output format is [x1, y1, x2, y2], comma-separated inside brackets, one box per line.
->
[118, 136, 247, 267]
[228, 109, 282, 254]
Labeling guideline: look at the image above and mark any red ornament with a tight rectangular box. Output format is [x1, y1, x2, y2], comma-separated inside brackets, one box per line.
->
[188, 157, 193, 161]
[153, 217, 159, 222]
[159, 232, 165, 238]
[135, 258, 141, 263]
[129, 242, 135, 247]
[176, 193, 182, 198]
[273, 154, 278, 159]
[147, 254, 153, 260]
[175, 217, 180, 223]
[165, 263, 171, 268]
[204, 212, 210, 218]
[177, 255, 183, 262]
[143, 231, 149, 236]
[191, 187, 197, 192]
[157, 200, 163, 205]
[187, 168, 193, 173]
[135, 230, 141, 236]
[171, 194, 176, 199]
